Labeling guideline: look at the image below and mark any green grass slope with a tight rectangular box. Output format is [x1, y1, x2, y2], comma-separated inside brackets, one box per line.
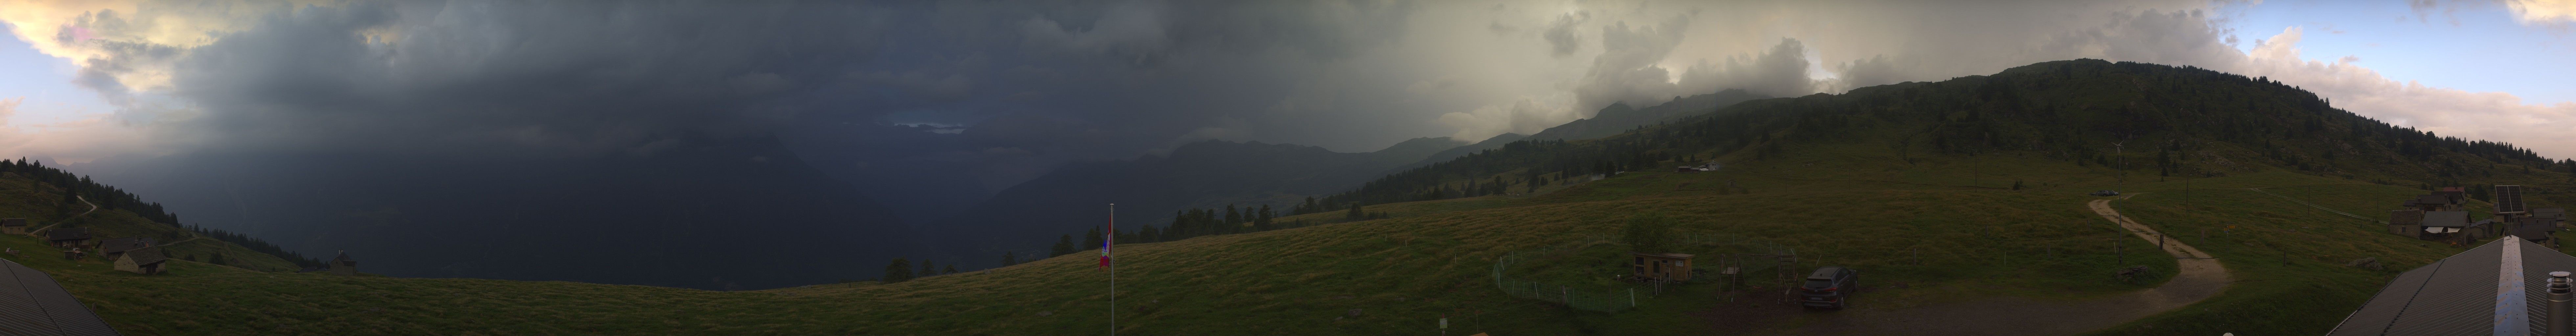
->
[0, 173, 302, 271]
[24, 139, 2528, 335]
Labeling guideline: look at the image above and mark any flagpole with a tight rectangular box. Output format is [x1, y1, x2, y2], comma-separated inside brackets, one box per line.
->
[1109, 203, 1116, 336]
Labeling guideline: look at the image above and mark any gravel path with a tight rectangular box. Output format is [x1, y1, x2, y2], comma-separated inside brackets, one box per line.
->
[1767, 195, 2233, 335]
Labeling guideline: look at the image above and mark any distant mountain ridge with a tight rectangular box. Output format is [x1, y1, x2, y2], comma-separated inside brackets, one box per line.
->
[925, 89, 1778, 265]
[923, 138, 1462, 262]
[1523, 89, 1768, 141]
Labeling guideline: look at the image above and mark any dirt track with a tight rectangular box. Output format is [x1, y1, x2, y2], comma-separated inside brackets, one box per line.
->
[1750, 195, 2233, 335]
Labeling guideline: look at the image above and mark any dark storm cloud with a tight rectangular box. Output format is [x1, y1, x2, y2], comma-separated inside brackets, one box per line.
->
[164, 1, 891, 157]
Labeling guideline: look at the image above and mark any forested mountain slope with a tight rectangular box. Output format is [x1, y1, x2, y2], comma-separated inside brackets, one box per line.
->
[1313, 59, 2573, 210]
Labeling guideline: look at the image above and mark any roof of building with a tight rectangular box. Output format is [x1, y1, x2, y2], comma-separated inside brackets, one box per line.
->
[96, 237, 148, 254]
[121, 247, 166, 266]
[2516, 217, 2557, 227]
[2404, 194, 2458, 207]
[2535, 208, 2567, 220]
[0, 218, 24, 227]
[43, 228, 88, 241]
[2389, 210, 2426, 225]
[0, 258, 123, 335]
[1630, 252, 1693, 259]
[2328, 238, 2576, 335]
[333, 250, 354, 263]
[2422, 211, 2473, 227]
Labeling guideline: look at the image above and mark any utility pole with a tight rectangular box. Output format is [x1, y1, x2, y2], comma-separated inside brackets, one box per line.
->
[2112, 141, 2127, 182]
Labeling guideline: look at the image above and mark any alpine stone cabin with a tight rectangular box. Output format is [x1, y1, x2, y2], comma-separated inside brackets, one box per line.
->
[43, 227, 90, 248]
[114, 246, 167, 275]
[331, 251, 357, 276]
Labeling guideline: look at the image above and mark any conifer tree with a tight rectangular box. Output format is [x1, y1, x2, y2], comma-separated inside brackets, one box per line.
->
[1000, 252, 1017, 266]
[943, 265, 957, 274]
[1081, 227, 1103, 250]
[882, 258, 913, 283]
[920, 260, 936, 277]
[1051, 235, 1075, 257]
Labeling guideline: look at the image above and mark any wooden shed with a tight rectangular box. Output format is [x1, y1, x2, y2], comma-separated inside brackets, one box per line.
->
[96, 237, 154, 261]
[2510, 217, 2557, 244]
[43, 227, 91, 248]
[2403, 194, 2463, 212]
[331, 250, 357, 276]
[0, 218, 26, 235]
[1631, 252, 1694, 282]
[114, 247, 167, 275]
[2388, 210, 2426, 238]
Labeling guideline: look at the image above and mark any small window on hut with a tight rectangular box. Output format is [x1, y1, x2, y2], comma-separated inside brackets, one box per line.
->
[1634, 257, 1644, 265]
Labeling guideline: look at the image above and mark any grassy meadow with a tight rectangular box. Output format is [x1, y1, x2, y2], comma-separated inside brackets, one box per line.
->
[1, 133, 2562, 334]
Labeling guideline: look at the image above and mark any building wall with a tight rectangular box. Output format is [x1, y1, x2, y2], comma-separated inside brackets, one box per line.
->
[331, 262, 355, 276]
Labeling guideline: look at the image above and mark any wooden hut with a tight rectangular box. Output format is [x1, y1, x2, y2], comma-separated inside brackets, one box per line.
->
[114, 246, 167, 275]
[2420, 211, 2472, 241]
[96, 237, 154, 261]
[1630, 252, 1694, 282]
[2388, 210, 2426, 238]
[0, 218, 26, 235]
[331, 250, 357, 276]
[43, 227, 91, 248]
[2510, 217, 2557, 243]
[2402, 194, 2463, 212]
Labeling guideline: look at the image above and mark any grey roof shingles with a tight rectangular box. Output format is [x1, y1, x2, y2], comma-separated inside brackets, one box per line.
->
[44, 228, 89, 241]
[0, 258, 122, 335]
[2329, 238, 2576, 335]
[2423, 211, 2472, 228]
[122, 247, 166, 266]
[96, 237, 146, 254]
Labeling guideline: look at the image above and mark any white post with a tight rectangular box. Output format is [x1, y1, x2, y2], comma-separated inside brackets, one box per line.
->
[1109, 204, 1116, 336]
[1630, 288, 1637, 307]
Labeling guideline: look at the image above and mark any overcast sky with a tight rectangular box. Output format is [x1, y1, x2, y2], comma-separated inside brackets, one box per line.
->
[3, 0, 2576, 222]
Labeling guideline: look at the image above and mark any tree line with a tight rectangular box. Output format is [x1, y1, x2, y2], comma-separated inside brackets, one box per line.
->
[0, 158, 323, 267]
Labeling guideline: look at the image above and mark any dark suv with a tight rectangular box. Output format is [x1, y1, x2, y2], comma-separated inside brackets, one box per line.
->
[1800, 266, 1859, 309]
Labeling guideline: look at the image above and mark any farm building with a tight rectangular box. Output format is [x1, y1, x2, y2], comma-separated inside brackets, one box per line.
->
[2402, 194, 2463, 212]
[2419, 211, 2472, 240]
[96, 237, 154, 261]
[2327, 238, 2576, 335]
[331, 250, 358, 276]
[1630, 252, 1694, 282]
[0, 218, 25, 235]
[43, 227, 91, 248]
[2533, 207, 2565, 226]
[2510, 217, 2557, 244]
[113, 247, 167, 275]
[2387, 210, 2426, 238]
[2435, 186, 2467, 202]
[0, 257, 121, 335]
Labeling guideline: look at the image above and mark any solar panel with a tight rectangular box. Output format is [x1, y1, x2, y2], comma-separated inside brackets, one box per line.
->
[2495, 185, 2527, 214]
